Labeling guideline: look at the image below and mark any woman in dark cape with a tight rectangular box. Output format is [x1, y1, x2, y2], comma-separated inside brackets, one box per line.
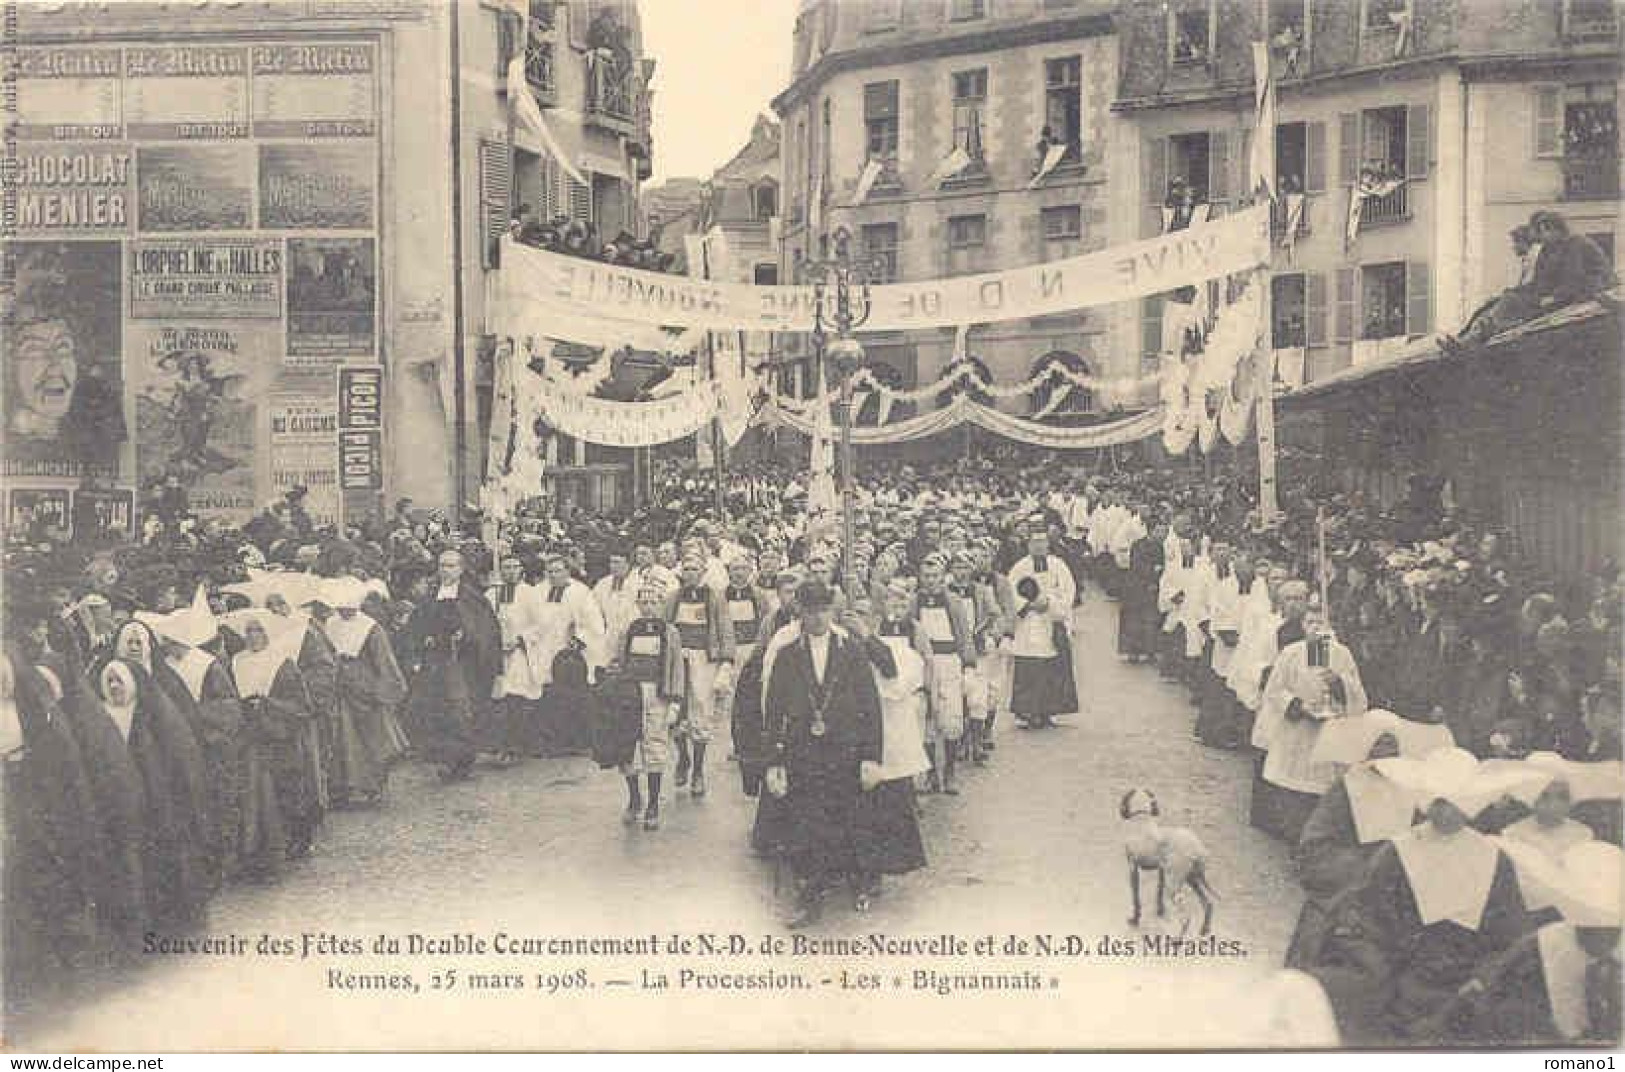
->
[32, 655, 148, 962]
[4, 654, 104, 1013]
[96, 658, 211, 935]
[231, 614, 324, 868]
[109, 620, 242, 887]
[326, 601, 411, 806]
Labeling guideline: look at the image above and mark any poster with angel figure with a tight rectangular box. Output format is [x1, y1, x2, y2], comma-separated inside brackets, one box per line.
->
[133, 321, 268, 525]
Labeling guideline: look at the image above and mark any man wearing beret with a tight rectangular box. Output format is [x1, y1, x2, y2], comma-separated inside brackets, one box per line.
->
[762, 580, 894, 928]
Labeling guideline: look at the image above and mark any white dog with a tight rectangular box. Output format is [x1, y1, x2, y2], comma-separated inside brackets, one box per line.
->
[1120, 788, 1217, 936]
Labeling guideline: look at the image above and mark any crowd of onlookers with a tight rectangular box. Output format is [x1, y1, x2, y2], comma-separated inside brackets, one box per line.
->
[508, 205, 679, 273]
[5, 442, 1619, 1044]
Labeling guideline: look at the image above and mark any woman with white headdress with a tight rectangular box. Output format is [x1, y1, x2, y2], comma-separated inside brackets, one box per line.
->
[103, 617, 237, 885]
[1440, 841, 1622, 1043]
[1351, 748, 1538, 1043]
[325, 577, 410, 806]
[95, 658, 211, 933]
[227, 610, 324, 866]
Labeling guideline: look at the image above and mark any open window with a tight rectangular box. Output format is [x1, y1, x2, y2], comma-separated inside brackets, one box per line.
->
[1364, 0, 1409, 31]
[1170, 132, 1212, 204]
[751, 181, 778, 221]
[1536, 82, 1621, 199]
[1043, 56, 1084, 165]
[1360, 262, 1408, 341]
[1563, 0, 1618, 40]
[949, 0, 986, 21]
[864, 80, 900, 162]
[951, 68, 989, 168]
[1169, 1, 1215, 66]
[1272, 274, 1307, 349]
[1268, 0, 1309, 73]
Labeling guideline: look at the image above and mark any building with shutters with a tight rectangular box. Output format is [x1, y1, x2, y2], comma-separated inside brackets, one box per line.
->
[456, 0, 656, 514]
[771, 0, 1141, 425]
[1110, 0, 1621, 388]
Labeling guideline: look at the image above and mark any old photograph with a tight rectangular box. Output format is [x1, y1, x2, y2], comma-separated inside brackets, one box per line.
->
[0, 0, 1621, 1055]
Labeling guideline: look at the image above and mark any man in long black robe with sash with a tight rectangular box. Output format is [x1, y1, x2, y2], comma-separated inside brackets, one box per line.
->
[762, 581, 893, 928]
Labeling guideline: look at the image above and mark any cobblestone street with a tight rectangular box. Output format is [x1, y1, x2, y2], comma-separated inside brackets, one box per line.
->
[29, 588, 1302, 1051]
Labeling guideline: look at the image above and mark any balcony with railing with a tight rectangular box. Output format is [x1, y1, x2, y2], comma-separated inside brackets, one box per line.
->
[585, 63, 637, 136]
[1563, 0, 1618, 42]
[1563, 155, 1621, 199]
[1360, 182, 1409, 228]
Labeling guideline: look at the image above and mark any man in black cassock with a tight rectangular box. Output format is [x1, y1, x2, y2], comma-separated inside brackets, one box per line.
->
[761, 580, 894, 929]
[404, 549, 502, 782]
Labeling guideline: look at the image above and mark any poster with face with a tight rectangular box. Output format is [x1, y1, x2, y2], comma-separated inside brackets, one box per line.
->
[4, 242, 126, 478]
[133, 322, 269, 525]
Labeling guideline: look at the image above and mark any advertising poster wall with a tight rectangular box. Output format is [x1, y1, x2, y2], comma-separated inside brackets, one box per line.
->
[4, 241, 127, 478]
[11, 47, 122, 141]
[270, 395, 342, 527]
[259, 143, 375, 229]
[133, 322, 269, 524]
[251, 42, 377, 138]
[136, 144, 254, 231]
[129, 238, 283, 319]
[5, 144, 134, 235]
[6, 488, 73, 537]
[286, 237, 376, 358]
[72, 486, 137, 542]
[6, 39, 380, 525]
[122, 45, 249, 140]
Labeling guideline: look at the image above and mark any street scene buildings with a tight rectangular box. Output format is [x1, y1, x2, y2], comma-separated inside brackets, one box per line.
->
[2, 0, 1622, 1055]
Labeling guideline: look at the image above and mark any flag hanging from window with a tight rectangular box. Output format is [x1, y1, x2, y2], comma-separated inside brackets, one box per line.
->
[927, 145, 973, 188]
[852, 157, 883, 205]
[507, 56, 587, 188]
[1249, 41, 1276, 200]
[1028, 142, 1067, 188]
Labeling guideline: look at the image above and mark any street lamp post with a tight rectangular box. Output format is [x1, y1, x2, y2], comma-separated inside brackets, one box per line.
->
[799, 226, 876, 599]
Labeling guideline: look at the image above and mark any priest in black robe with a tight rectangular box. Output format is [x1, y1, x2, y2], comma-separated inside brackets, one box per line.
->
[761, 580, 892, 928]
[405, 549, 502, 782]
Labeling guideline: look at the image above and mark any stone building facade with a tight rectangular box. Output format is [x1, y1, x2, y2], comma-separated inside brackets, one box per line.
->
[772, 0, 1139, 420]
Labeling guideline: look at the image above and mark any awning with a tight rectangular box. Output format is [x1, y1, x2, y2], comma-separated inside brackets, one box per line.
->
[1277, 289, 1621, 407]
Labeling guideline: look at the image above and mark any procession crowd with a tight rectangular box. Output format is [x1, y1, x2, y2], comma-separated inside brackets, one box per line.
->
[3, 446, 1620, 1045]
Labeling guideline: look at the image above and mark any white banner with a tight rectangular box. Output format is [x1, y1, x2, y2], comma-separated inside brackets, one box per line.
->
[761, 396, 1165, 450]
[532, 378, 720, 448]
[495, 205, 1269, 334]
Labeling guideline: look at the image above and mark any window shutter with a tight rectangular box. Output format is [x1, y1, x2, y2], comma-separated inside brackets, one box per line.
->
[1406, 260, 1431, 335]
[1305, 121, 1327, 193]
[1208, 130, 1231, 204]
[1306, 272, 1328, 347]
[1146, 135, 1168, 206]
[1333, 266, 1357, 343]
[1338, 112, 1360, 185]
[479, 139, 512, 270]
[1141, 296, 1164, 362]
[567, 176, 591, 223]
[1533, 85, 1563, 158]
[1406, 103, 1431, 180]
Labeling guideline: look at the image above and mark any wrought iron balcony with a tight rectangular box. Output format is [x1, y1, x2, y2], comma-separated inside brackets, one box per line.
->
[1562, 156, 1620, 200]
[1563, 3, 1618, 41]
[1360, 183, 1409, 227]
[586, 64, 637, 132]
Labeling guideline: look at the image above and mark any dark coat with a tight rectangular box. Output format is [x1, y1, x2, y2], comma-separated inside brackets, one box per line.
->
[762, 630, 891, 876]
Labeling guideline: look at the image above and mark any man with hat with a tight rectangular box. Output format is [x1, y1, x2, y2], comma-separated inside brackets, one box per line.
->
[761, 579, 892, 928]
